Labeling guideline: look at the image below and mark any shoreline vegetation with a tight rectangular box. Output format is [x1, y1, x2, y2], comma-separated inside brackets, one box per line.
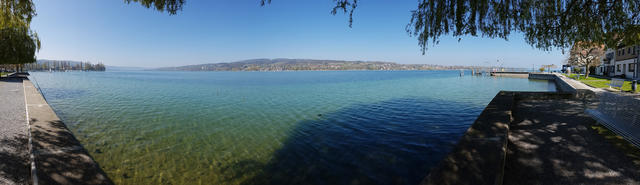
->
[155, 58, 520, 72]
[22, 59, 106, 71]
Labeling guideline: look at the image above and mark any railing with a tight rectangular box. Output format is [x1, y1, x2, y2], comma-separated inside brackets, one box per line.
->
[586, 92, 640, 147]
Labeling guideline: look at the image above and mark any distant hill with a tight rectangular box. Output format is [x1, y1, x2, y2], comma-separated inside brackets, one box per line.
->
[156, 58, 472, 71]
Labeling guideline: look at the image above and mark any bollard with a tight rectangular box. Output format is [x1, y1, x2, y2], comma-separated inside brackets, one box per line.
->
[633, 80, 637, 92]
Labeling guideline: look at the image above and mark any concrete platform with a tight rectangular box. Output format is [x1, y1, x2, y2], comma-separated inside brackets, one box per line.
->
[23, 79, 113, 185]
[422, 91, 640, 185]
[505, 98, 640, 185]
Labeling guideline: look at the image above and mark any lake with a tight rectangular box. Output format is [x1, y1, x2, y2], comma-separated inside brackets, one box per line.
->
[29, 70, 556, 185]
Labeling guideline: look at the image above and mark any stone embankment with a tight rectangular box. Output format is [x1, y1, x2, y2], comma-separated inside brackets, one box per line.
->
[24, 78, 113, 185]
[490, 72, 530, 78]
[422, 72, 640, 185]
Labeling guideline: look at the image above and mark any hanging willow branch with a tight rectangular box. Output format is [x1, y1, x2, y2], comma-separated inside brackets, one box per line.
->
[5, 0, 639, 62]
[1, 0, 40, 64]
[127, 0, 640, 53]
[124, 0, 185, 15]
[261, 0, 358, 27]
[407, 0, 640, 53]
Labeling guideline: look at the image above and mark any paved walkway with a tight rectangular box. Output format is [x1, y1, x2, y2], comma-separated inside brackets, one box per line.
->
[0, 78, 30, 185]
[23, 79, 113, 185]
[557, 74, 606, 93]
[504, 98, 640, 185]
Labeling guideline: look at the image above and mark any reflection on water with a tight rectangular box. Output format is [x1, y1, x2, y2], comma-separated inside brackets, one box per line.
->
[30, 70, 555, 185]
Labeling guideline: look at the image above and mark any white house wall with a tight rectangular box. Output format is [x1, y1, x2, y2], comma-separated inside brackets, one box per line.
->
[614, 58, 636, 78]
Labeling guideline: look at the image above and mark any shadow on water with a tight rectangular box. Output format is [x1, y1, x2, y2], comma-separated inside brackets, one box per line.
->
[224, 98, 481, 185]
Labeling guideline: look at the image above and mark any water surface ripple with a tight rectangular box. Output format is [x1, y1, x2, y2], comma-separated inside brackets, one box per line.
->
[30, 70, 556, 185]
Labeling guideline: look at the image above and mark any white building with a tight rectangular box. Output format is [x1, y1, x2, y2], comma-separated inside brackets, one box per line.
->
[595, 49, 615, 77]
[613, 45, 639, 79]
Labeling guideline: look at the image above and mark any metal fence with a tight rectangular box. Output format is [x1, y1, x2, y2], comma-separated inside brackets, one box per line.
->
[587, 92, 640, 147]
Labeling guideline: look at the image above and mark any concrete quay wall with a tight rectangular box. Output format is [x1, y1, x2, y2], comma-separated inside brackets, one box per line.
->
[422, 73, 596, 185]
[23, 79, 113, 185]
[490, 72, 529, 78]
[420, 91, 577, 185]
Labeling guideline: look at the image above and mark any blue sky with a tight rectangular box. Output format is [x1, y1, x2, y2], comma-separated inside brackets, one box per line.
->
[31, 0, 565, 68]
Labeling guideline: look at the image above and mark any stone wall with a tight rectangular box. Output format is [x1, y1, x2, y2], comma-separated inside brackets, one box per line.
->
[490, 72, 529, 78]
[528, 73, 584, 94]
[490, 72, 584, 94]
[420, 91, 515, 185]
[420, 87, 581, 185]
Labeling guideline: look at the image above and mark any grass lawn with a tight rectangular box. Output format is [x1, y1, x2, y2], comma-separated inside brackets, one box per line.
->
[564, 74, 635, 92]
[591, 125, 640, 167]
[0, 72, 8, 76]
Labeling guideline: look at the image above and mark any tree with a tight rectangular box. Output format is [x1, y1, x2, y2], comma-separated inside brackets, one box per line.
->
[406, 0, 640, 53]
[130, 0, 640, 54]
[565, 42, 604, 78]
[124, 0, 184, 15]
[4, 0, 640, 65]
[1, 0, 40, 67]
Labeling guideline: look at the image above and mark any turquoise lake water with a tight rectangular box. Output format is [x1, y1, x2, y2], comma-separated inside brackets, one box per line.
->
[30, 70, 556, 185]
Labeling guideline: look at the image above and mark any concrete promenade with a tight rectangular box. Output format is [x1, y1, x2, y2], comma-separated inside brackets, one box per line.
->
[505, 98, 640, 184]
[1, 77, 112, 185]
[0, 78, 30, 185]
[23, 79, 113, 185]
[423, 73, 640, 185]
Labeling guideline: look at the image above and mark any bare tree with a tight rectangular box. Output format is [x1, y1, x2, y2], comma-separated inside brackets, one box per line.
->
[565, 43, 604, 78]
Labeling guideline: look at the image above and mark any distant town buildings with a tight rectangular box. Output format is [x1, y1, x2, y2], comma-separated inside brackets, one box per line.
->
[595, 45, 639, 79]
[158, 59, 492, 72]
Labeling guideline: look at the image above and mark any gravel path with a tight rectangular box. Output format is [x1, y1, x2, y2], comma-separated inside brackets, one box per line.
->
[0, 78, 30, 185]
[504, 98, 640, 185]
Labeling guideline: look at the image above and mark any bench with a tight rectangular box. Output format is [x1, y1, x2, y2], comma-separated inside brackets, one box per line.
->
[607, 78, 624, 90]
[571, 74, 585, 80]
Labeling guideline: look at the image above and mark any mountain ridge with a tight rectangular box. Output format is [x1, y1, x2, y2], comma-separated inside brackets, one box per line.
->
[155, 58, 473, 71]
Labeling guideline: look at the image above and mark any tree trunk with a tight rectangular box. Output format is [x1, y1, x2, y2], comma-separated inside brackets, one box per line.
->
[585, 61, 590, 79]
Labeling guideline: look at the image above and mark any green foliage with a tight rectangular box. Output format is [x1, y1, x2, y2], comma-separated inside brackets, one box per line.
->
[564, 74, 635, 92]
[5, 0, 640, 64]
[591, 125, 640, 166]
[0, 0, 40, 65]
[0, 0, 36, 24]
[23, 60, 106, 71]
[575, 67, 584, 73]
[0, 26, 39, 64]
[261, 0, 357, 27]
[124, 0, 185, 15]
[406, 0, 640, 53]
[265, 0, 640, 53]
[539, 67, 545, 72]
